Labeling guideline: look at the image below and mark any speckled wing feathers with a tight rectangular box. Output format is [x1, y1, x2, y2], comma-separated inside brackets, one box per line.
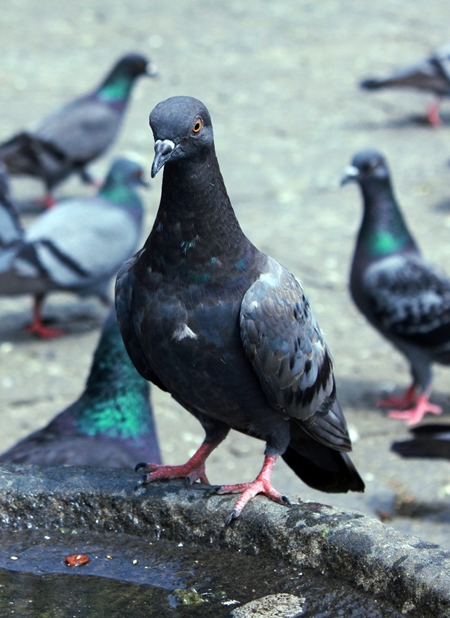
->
[240, 258, 334, 421]
[364, 254, 450, 344]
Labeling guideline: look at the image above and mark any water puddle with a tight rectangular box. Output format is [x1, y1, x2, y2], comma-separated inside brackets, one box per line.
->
[0, 528, 403, 617]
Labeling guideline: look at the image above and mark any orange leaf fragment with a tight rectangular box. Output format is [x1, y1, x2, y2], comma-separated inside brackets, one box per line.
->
[65, 554, 90, 566]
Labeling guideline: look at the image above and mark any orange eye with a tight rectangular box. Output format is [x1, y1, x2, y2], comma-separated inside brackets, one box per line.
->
[192, 118, 203, 133]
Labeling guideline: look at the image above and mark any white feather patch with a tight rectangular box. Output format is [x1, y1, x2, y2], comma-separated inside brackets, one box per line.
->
[172, 324, 198, 342]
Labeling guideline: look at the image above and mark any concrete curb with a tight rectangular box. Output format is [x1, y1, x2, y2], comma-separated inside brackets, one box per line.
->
[0, 464, 448, 616]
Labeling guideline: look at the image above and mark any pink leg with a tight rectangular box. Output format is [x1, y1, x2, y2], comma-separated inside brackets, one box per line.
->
[427, 99, 442, 126]
[35, 192, 56, 209]
[136, 441, 219, 485]
[387, 393, 442, 426]
[376, 384, 416, 409]
[26, 296, 65, 339]
[217, 455, 290, 525]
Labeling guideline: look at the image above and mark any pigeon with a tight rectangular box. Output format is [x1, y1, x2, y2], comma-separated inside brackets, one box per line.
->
[115, 96, 364, 524]
[360, 43, 450, 126]
[342, 149, 450, 425]
[391, 424, 450, 460]
[0, 53, 156, 206]
[0, 308, 161, 467]
[0, 156, 147, 338]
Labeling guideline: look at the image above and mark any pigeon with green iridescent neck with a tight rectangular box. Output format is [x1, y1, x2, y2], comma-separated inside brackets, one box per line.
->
[0, 53, 156, 207]
[0, 156, 147, 338]
[342, 149, 450, 425]
[0, 309, 161, 467]
[391, 424, 450, 460]
[360, 43, 450, 126]
[116, 96, 364, 525]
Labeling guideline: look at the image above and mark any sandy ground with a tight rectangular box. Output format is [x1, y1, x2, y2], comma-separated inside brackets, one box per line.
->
[1, 0, 450, 548]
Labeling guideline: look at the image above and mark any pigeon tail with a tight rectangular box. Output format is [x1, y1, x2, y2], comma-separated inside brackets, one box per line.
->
[391, 423, 450, 459]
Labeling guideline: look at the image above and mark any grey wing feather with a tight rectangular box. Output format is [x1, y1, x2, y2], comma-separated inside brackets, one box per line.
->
[25, 201, 140, 288]
[365, 253, 450, 337]
[35, 98, 120, 162]
[240, 257, 334, 421]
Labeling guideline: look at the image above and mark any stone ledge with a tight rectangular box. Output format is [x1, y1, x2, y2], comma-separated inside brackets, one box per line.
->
[0, 464, 448, 616]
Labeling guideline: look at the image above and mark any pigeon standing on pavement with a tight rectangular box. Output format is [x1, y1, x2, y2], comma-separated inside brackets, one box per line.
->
[0, 156, 147, 338]
[0, 53, 156, 206]
[391, 424, 450, 460]
[0, 308, 161, 467]
[360, 43, 450, 126]
[342, 149, 450, 425]
[115, 96, 364, 524]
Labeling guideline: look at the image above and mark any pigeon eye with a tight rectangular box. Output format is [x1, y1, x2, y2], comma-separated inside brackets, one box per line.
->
[192, 119, 203, 134]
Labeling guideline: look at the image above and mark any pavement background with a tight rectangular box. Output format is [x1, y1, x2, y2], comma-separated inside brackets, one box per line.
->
[1, 0, 450, 548]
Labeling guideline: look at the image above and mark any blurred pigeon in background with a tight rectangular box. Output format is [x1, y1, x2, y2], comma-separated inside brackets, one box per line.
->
[360, 43, 450, 126]
[391, 423, 450, 460]
[342, 149, 450, 425]
[0, 308, 161, 467]
[0, 53, 156, 206]
[116, 96, 364, 525]
[0, 156, 147, 338]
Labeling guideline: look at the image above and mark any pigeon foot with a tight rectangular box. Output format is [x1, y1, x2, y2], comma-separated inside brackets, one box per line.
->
[26, 321, 65, 339]
[217, 455, 290, 524]
[387, 394, 442, 426]
[376, 384, 416, 409]
[135, 441, 217, 485]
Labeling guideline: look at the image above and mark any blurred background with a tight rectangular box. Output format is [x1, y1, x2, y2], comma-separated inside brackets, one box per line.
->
[1, 0, 450, 547]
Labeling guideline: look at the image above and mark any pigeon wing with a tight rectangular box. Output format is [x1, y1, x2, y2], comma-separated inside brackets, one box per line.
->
[240, 257, 334, 423]
[35, 98, 120, 162]
[364, 253, 450, 347]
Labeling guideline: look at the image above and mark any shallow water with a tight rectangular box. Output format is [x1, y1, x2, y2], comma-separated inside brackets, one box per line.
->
[0, 528, 403, 617]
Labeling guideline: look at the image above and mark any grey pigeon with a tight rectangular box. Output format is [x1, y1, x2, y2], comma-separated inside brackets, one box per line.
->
[115, 96, 364, 524]
[391, 423, 450, 459]
[0, 308, 161, 467]
[360, 43, 450, 126]
[0, 156, 147, 338]
[0, 53, 156, 206]
[342, 149, 450, 425]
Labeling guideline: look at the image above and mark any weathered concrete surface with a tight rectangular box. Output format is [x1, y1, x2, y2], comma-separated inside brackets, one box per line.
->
[0, 464, 448, 617]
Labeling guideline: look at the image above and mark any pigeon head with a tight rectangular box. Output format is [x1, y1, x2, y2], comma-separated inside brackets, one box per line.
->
[149, 96, 214, 177]
[112, 53, 157, 79]
[102, 156, 148, 190]
[341, 150, 390, 186]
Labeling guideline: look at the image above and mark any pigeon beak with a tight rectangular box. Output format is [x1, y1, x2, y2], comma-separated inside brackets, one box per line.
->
[151, 139, 175, 177]
[340, 165, 360, 186]
[146, 61, 158, 78]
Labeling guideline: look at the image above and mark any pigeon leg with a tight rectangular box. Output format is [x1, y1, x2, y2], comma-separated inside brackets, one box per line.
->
[376, 384, 416, 409]
[136, 440, 221, 485]
[36, 192, 56, 209]
[79, 168, 102, 189]
[427, 99, 442, 126]
[26, 295, 65, 339]
[387, 393, 442, 426]
[217, 455, 290, 524]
